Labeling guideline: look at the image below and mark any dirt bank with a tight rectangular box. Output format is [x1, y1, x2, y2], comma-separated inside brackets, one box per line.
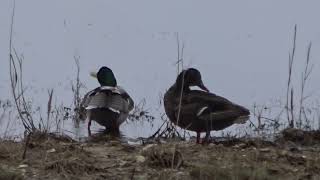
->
[1, 129, 320, 180]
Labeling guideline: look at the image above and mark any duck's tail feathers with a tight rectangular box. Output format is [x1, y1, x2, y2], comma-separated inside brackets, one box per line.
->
[199, 109, 249, 124]
[233, 115, 250, 124]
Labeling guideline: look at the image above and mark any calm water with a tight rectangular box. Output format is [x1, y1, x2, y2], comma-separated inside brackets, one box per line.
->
[1, 1, 320, 139]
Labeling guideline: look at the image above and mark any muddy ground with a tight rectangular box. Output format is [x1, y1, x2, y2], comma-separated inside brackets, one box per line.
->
[1, 128, 320, 180]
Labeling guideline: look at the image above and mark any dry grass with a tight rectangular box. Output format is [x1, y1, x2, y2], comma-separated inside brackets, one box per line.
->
[3, 6, 320, 179]
[1, 128, 320, 179]
[0, 165, 23, 180]
[189, 164, 272, 180]
[248, 25, 318, 138]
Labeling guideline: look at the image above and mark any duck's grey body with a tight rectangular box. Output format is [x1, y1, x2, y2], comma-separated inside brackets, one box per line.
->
[81, 86, 134, 132]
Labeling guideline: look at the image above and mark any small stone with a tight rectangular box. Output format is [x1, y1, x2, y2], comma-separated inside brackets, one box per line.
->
[136, 155, 146, 163]
[233, 145, 240, 149]
[18, 164, 28, 169]
[259, 148, 271, 153]
[47, 148, 56, 153]
[176, 172, 185, 177]
[238, 143, 247, 148]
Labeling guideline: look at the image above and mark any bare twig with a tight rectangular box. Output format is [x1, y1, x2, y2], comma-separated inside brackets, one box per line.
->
[46, 89, 54, 132]
[151, 33, 186, 140]
[174, 32, 185, 135]
[286, 24, 297, 128]
[172, 33, 185, 169]
[298, 42, 313, 128]
[72, 55, 83, 125]
[127, 98, 155, 123]
[290, 88, 294, 127]
[8, 0, 36, 132]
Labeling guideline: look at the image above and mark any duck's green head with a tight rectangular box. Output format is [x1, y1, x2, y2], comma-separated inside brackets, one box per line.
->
[96, 66, 117, 87]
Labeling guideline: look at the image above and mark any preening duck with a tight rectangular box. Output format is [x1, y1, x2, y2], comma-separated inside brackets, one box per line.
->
[80, 66, 134, 135]
[164, 68, 250, 143]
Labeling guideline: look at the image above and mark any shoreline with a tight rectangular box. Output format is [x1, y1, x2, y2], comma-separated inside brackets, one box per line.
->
[1, 128, 320, 179]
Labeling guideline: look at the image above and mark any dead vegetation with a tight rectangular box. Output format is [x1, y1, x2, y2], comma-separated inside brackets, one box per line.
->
[245, 24, 319, 140]
[1, 129, 320, 179]
[141, 144, 183, 169]
[277, 128, 320, 146]
[4, 4, 320, 179]
[0, 165, 23, 180]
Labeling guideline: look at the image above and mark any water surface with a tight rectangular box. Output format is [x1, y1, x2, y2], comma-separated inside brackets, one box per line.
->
[1, 0, 320, 138]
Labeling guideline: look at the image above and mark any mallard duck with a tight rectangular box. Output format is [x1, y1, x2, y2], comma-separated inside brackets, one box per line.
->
[164, 68, 250, 143]
[80, 66, 134, 135]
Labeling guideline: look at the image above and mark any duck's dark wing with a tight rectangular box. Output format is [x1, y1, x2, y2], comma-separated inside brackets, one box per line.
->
[174, 101, 249, 131]
[184, 90, 250, 124]
[185, 90, 248, 112]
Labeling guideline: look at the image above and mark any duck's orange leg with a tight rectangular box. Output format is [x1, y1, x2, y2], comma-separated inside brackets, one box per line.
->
[196, 132, 201, 144]
[88, 119, 92, 136]
[202, 131, 211, 144]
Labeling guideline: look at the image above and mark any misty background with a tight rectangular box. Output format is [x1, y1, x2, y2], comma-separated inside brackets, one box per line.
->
[1, 0, 320, 138]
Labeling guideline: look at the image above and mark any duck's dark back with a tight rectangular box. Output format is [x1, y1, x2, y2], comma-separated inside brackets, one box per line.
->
[186, 90, 249, 114]
[163, 85, 179, 123]
[164, 88, 250, 132]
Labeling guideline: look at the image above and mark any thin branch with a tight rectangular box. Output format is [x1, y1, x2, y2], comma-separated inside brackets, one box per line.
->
[298, 42, 313, 128]
[286, 24, 297, 128]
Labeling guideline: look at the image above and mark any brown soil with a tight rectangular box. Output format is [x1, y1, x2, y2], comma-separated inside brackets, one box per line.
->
[1, 129, 320, 180]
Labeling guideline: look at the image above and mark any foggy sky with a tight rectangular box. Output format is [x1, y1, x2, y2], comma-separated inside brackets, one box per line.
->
[1, 0, 320, 137]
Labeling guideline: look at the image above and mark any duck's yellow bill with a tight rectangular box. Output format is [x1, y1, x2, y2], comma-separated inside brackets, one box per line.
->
[90, 72, 97, 78]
